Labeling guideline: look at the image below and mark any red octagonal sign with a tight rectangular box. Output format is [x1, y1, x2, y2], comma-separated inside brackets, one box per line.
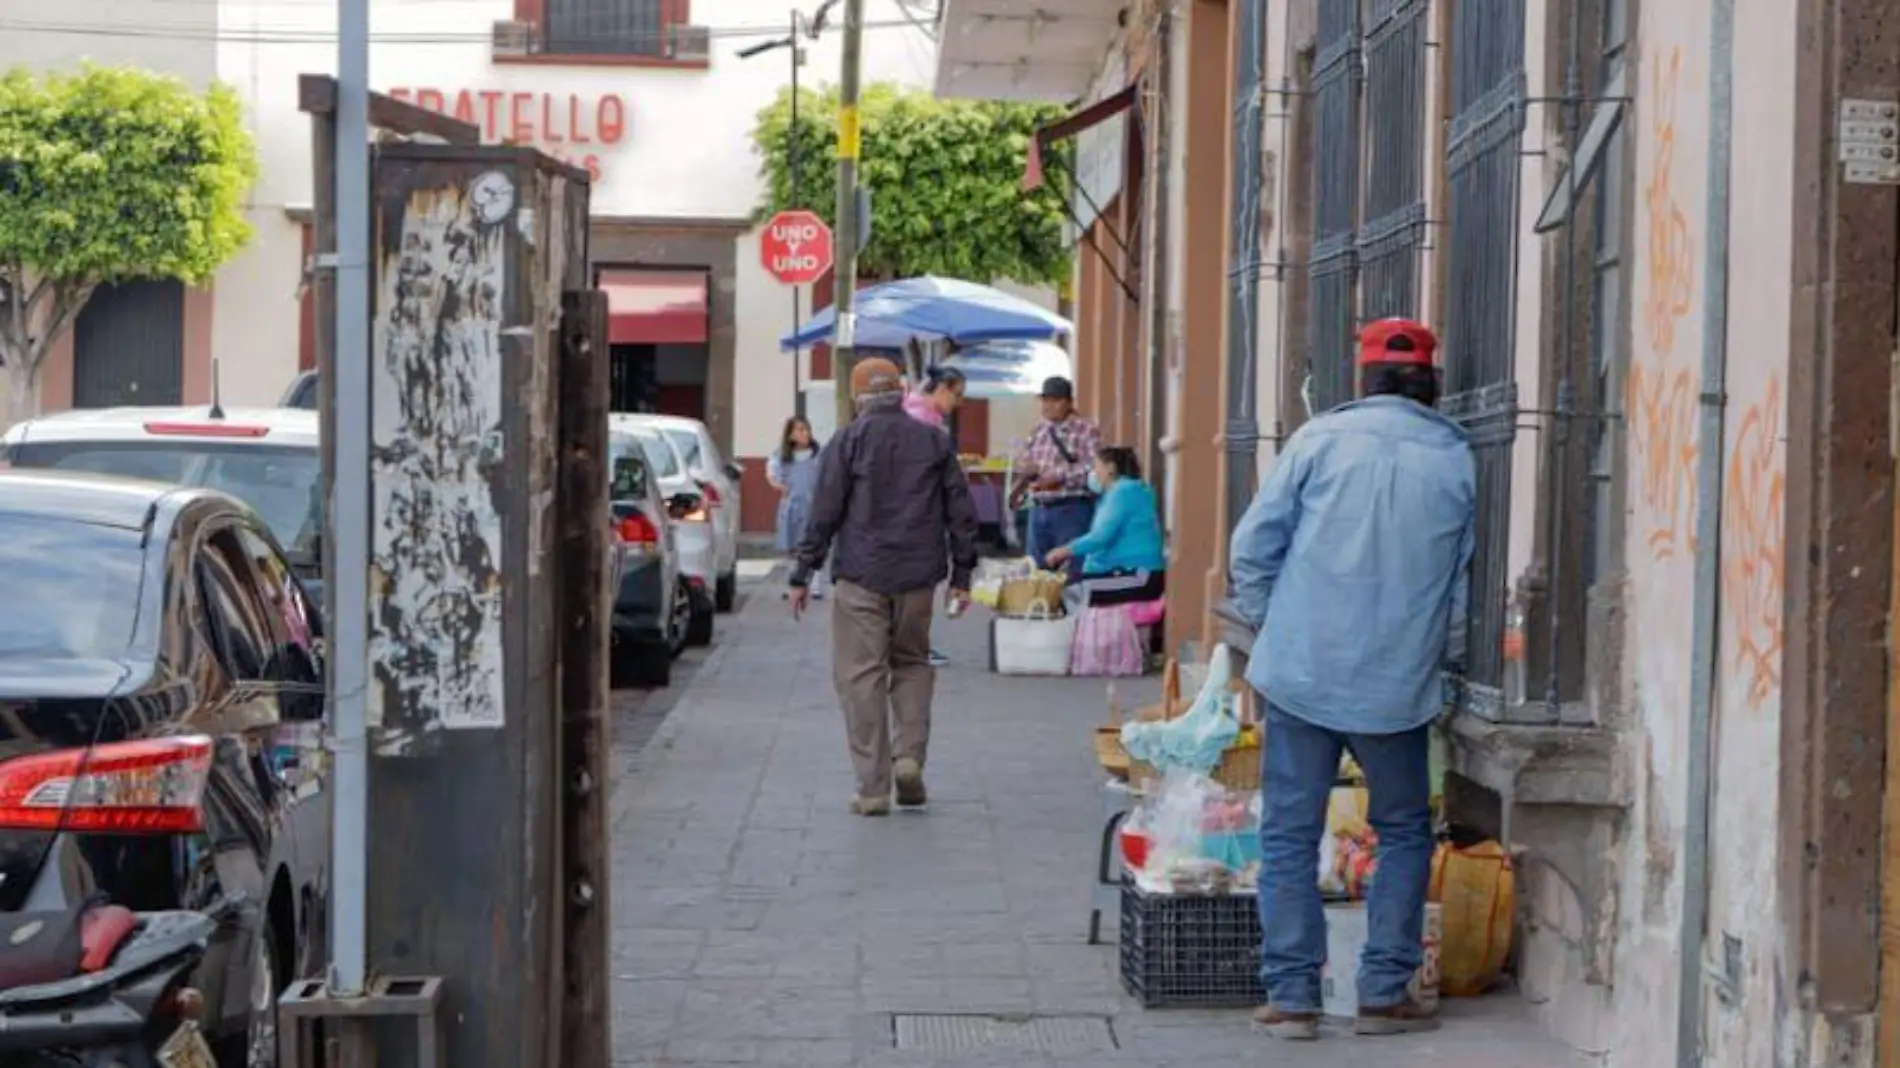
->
[761, 210, 834, 286]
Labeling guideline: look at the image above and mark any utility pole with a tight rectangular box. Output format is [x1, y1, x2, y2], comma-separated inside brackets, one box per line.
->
[790, 9, 806, 420]
[831, 0, 865, 431]
[330, 0, 372, 1021]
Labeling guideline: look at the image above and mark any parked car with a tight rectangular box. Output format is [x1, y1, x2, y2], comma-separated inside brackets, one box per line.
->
[606, 432, 698, 686]
[0, 470, 327, 1066]
[280, 370, 317, 411]
[613, 416, 714, 647]
[0, 406, 323, 605]
[622, 414, 742, 612]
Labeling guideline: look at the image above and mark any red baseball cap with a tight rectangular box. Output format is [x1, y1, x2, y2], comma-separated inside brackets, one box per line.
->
[1357, 318, 1439, 367]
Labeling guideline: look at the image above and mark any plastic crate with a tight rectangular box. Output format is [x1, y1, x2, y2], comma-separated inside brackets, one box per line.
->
[1117, 879, 1266, 1008]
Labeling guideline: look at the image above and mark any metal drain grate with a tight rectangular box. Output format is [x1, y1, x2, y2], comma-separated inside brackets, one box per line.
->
[890, 1013, 1117, 1054]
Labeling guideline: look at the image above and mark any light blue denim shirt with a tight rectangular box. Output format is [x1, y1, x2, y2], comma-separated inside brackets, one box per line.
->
[1229, 395, 1476, 735]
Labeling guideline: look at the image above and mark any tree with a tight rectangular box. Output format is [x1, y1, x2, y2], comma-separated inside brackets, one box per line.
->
[751, 82, 1073, 287]
[0, 65, 258, 424]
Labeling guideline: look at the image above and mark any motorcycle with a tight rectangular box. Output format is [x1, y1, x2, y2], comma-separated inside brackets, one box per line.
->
[0, 835, 227, 1068]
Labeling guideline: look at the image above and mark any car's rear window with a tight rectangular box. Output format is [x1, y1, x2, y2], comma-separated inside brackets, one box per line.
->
[8, 441, 320, 563]
[608, 433, 651, 499]
[634, 432, 680, 478]
[662, 428, 703, 470]
[0, 514, 143, 660]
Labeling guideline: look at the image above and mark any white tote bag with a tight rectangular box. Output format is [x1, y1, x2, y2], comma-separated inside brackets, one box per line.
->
[990, 602, 1077, 676]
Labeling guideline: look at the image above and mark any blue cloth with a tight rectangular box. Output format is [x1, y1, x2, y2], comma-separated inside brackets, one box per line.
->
[1256, 702, 1434, 1014]
[1229, 395, 1475, 736]
[1027, 498, 1094, 583]
[1066, 478, 1165, 576]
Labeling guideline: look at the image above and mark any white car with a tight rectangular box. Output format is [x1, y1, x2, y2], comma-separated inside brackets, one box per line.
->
[619, 414, 742, 612]
[0, 405, 323, 593]
[612, 417, 715, 645]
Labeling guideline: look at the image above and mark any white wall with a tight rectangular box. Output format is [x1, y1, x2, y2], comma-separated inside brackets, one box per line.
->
[210, 0, 939, 417]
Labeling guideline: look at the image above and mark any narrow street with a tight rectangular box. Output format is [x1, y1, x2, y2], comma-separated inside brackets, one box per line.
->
[605, 571, 1597, 1067]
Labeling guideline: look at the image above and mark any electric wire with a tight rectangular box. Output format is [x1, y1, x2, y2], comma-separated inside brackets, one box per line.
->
[0, 13, 923, 45]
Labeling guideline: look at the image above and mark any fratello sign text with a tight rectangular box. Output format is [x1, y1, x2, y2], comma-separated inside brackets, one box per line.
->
[386, 88, 628, 182]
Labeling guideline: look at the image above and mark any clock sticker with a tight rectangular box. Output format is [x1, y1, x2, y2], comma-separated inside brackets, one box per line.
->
[469, 171, 516, 225]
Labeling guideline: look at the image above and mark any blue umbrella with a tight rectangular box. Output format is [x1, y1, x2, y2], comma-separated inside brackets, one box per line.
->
[780, 276, 1072, 351]
[939, 340, 1074, 399]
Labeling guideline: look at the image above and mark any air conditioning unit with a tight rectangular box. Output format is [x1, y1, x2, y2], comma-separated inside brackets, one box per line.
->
[669, 24, 711, 62]
[492, 19, 534, 56]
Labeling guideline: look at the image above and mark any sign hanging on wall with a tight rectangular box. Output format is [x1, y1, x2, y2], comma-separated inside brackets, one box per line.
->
[386, 87, 628, 182]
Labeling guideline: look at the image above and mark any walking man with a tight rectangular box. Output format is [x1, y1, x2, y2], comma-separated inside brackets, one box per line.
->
[1012, 376, 1101, 582]
[789, 357, 980, 816]
[1229, 318, 1475, 1040]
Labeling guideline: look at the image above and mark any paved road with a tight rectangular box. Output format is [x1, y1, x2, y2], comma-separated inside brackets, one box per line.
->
[606, 577, 1597, 1067]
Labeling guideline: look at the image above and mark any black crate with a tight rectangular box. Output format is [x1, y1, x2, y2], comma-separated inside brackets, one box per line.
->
[1118, 879, 1266, 1008]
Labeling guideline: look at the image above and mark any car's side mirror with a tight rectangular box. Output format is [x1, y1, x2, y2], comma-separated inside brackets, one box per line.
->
[723, 461, 744, 482]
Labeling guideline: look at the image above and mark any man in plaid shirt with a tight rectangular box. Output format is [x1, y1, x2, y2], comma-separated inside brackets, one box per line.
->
[1013, 376, 1101, 581]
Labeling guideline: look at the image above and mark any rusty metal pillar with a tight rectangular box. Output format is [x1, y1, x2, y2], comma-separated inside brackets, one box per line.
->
[358, 145, 592, 1067]
[1779, 0, 1900, 1058]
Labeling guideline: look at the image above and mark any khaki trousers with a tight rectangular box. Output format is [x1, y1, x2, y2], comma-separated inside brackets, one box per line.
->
[830, 579, 936, 798]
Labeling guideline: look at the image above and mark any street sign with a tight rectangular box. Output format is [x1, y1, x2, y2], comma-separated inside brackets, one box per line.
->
[762, 210, 833, 285]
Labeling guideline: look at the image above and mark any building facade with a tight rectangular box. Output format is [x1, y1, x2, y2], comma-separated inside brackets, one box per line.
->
[941, 0, 1900, 1063]
[9, 0, 1053, 533]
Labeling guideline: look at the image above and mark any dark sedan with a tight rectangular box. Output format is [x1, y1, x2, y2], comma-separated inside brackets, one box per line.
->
[0, 471, 326, 1065]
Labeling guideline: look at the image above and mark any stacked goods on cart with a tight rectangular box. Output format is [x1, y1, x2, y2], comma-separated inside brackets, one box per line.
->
[1095, 653, 1261, 792]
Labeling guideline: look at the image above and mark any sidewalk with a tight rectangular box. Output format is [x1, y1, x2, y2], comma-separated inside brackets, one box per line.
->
[607, 578, 1597, 1067]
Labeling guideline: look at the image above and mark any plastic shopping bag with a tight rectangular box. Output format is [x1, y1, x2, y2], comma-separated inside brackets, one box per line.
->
[1428, 839, 1516, 996]
[1069, 604, 1145, 677]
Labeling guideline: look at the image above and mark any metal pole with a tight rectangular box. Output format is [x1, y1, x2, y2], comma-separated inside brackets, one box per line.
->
[1221, 0, 1267, 542]
[329, 0, 371, 1004]
[791, 9, 806, 421]
[831, 0, 865, 431]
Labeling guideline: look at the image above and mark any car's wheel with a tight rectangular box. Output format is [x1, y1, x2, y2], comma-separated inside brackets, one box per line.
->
[218, 919, 280, 1067]
[685, 591, 715, 648]
[670, 581, 694, 652]
[715, 568, 737, 613]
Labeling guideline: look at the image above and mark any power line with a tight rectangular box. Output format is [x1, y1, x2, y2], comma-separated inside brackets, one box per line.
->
[0, 14, 922, 44]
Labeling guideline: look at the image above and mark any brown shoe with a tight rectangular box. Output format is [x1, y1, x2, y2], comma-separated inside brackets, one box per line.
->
[1354, 997, 1440, 1035]
[893, 758, 927, 808]
[1251, 1005, 1320, 1041]
[850, 795, 891, 817]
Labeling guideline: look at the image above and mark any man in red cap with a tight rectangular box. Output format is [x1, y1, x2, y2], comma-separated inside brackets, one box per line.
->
[1228, 317, 1476, 1040]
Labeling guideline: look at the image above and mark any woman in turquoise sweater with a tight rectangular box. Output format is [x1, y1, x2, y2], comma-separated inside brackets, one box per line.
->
[1046, 446, 1167, 608]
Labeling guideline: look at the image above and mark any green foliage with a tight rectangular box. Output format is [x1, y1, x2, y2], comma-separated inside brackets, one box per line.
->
[0, 64, 258, 371]
[751, 82, 1072, 287]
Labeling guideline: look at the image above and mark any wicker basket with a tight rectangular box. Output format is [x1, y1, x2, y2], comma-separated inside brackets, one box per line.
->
[1096, 658, 1263, 791]
[996, 573, 1067, 616]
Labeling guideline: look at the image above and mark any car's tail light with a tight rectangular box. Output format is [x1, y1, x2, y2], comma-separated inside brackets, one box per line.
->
[697, 480, 722, 508]
[0, 736, 213, 833]
[143, 422, 270, 438]
[617, 513, 659, 547]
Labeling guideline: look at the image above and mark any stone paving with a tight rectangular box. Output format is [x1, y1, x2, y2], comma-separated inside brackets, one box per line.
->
[606, 575, 1599, 1067]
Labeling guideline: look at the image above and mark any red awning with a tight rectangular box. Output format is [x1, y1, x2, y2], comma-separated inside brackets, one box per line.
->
[600, 270, 709, 345]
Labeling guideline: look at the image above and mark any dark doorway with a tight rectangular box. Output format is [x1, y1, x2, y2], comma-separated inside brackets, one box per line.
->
[598, 268, 711, 420]
[73, 280, 185, 409]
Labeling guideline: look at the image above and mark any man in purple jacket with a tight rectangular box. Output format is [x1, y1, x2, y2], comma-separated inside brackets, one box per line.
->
[789, 357, 981, 816]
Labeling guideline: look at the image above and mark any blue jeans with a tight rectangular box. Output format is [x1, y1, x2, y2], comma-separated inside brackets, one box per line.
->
[1256, 701, 1433, 1014]
[1027, 498, 1094, 582]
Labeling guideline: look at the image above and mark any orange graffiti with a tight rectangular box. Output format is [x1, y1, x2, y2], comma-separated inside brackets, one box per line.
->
[1722, 377, 1785, 708]
[1628, 46, 1699, 560]
[1643, 48, 1695, 359]
[1627, 363, 1698, 559]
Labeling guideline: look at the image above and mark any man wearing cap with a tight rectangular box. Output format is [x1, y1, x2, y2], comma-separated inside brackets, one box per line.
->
[1012, 376, 1103, 582]
[789, 357, 981, 816]
[1229, 318, 1475, 1040]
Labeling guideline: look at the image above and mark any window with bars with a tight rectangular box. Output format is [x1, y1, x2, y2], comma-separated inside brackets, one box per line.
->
[540, 0, 691, 59]
[1302, 0, 1431, 416]
[1438, 0, 1527, 713]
